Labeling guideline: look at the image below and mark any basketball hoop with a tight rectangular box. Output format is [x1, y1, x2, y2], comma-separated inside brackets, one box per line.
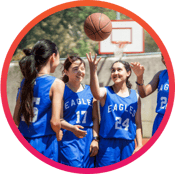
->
[99, 20, 144, 55]
[112, 41, 129, 60]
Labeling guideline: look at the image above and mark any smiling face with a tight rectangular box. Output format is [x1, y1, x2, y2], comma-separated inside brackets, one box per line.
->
[111, 62, 131, 85]
[64, 59, 85, 83]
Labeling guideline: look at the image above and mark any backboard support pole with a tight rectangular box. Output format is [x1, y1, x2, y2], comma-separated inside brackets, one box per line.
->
[116, 12, 120, 20]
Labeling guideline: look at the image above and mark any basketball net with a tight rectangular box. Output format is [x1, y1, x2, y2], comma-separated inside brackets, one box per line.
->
[112, 41, 129, 60]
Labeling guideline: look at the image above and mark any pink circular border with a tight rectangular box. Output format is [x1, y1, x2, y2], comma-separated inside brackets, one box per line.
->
[1, 1, 175, 173]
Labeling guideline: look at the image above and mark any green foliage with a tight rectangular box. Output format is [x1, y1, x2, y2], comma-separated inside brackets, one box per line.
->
[72, 40, 90, 57]
[12, 6, 158, 61]
[144, 30, 159, 52]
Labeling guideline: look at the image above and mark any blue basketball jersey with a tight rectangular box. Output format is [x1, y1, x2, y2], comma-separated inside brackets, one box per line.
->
[99, 86, 138, 140]
[156, 69, 169, 115]
[18, 75, 56, 138]
[63, 84, 93, 128]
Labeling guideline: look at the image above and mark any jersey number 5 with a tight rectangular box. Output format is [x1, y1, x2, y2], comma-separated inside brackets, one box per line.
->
[21, 97, 40, 123]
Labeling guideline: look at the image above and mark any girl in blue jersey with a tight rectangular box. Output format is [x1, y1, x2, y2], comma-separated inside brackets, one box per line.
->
[86, 53, 143, 167]
[59, 55, 99, 168]
[13, 39, 65, 162]
[131, 54, 169, 136]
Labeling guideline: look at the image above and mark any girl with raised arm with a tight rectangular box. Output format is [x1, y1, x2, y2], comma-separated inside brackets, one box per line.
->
[131, 54, 169, 135]
[59, 55, 99, 168]
[13, 39, 65, 162]
[86, 53, 142, 167]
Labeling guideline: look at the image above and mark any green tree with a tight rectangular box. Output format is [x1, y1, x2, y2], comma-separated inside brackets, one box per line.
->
[12, 7, 158, 61]
[72, 40, 90, 57]
[13, 7, 116, 60]
[144, 30, 159, 52]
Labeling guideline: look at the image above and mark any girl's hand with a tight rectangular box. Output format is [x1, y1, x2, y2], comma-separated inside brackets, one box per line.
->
[86, 52, 101, 73]
[130, 62, 145, 77]
[72, 125, 87, 138]
[89, 140, 99, 157]
[56, 130, 63, 141]
[132, 145, 143, 155]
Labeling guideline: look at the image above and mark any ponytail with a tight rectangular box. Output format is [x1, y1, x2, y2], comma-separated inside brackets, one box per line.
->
[18, 50, 38, 126]
[18, 40, 58, 126]
[62, 74, 69, 83]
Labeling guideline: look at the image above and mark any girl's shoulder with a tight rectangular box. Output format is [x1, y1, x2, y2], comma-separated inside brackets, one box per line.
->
[156, 69, 168, 82]
[81, 84, 93, 94]
[52, 78, 65, 88]
[81, 84, 88, 90]
[105, 86, 112, 90]
[130, 88, 137, 93]
[36, 74, 56, 81]
[79, 84, 91, 91]
[64, 84, 89, 96]
[99, 86, 110, 95]
[157, 70, 165, 78]
[35, 75, 58, 88]
[160, 69, 168, 77]
[130, 88, 138, 94]
[50, 78, 65, 96]
[130, 89, 139, 101]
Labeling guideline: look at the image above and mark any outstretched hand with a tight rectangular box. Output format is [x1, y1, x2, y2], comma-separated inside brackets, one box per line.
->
[86, 52, 101, 72]
[72, 125, 87, 139]
[130, 62, 145, 77]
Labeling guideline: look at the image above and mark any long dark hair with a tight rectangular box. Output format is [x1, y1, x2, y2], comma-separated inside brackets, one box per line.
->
[18, 39, 58, 126]
[62, 55, 85, 83]
[111, 60, 132, 89]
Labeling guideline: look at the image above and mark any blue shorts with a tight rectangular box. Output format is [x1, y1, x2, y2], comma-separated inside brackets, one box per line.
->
[96, 138, 135, 167]
[152, 113, 164, 136]
[59, 127, 94, 168]
[25, 134, 59, 162]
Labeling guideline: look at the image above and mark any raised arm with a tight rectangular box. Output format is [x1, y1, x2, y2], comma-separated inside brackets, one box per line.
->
[86, 52, 106, 100]
[133, 96, 143, 154]
[131, 62, 161, 98]
[50, 79, 65, 141]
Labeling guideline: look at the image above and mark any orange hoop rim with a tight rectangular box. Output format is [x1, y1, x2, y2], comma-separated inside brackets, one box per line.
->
[111, 41, 130, 44]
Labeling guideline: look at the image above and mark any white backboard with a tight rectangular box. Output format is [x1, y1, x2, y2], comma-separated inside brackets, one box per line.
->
[99, 20, 144, 54]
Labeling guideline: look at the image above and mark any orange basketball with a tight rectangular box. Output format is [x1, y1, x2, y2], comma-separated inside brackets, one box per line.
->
[84, 13, 112, 41]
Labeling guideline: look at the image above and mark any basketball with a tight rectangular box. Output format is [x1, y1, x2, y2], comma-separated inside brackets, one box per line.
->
[84, 13, 112, 41]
